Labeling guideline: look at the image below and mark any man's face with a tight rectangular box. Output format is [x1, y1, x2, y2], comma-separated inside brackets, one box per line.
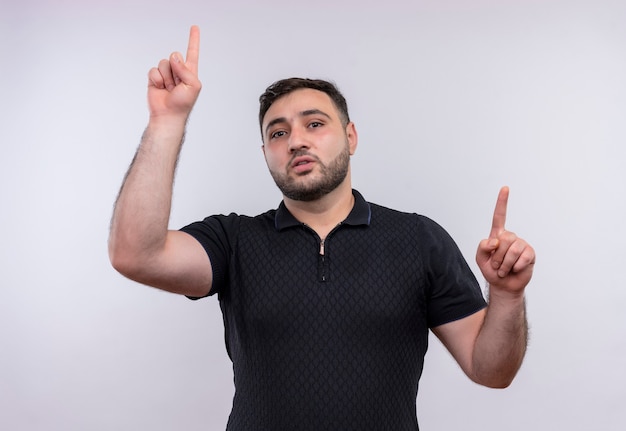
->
[261, 88, 357, 201]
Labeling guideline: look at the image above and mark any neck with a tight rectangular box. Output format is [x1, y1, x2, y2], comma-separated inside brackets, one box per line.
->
[283, 181, 355, 239]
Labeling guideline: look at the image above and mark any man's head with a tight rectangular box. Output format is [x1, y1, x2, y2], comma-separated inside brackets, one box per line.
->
[259, 78, 357, 202]
[259, 78, 351, 133]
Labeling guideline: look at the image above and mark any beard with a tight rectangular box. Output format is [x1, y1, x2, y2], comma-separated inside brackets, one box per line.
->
[269, 142, 351, 202]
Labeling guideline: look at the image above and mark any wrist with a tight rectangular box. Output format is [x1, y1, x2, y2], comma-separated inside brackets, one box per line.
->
[143, 116, 188, 146]
[147, 113, 188, 130]
[486, 282, 526, 303]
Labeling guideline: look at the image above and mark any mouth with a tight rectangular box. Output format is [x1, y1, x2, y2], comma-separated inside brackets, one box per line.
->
[291, 156, 315, 167]
[290, 155, 316, 173]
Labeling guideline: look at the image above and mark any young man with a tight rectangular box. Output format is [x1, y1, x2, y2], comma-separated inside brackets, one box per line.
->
[109, 26, 535, 430]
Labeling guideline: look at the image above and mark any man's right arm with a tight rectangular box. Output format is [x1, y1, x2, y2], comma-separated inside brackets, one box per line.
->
[108, 26, 212, 297]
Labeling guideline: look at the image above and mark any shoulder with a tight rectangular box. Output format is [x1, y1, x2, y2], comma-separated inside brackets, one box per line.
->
[363, 199, 458, 253]
[367, 200, 442, 232]
[180, 208, 277, 238]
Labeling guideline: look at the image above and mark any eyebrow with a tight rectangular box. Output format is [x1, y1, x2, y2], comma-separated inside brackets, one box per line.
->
[264, 109, 332, 136]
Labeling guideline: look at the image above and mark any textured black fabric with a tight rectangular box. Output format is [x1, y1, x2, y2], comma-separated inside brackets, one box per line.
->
[181, 190, 486, 431]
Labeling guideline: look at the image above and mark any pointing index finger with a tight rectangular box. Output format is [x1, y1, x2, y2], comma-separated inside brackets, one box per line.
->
[490, 186, 509, 238]
[185, 25, 200, 74]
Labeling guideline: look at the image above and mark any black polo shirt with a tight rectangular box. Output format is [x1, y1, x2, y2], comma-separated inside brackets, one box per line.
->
[181, 189, 486, 431]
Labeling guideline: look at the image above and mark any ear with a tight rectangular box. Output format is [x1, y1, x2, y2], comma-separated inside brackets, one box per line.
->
[346, 122, 358, 155]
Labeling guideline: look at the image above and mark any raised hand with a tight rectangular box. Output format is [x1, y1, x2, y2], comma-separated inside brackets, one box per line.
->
[476, 187, 535, 296]
[147, 25, 202, 120]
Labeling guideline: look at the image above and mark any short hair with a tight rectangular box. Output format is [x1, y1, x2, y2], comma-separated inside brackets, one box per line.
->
[258, 78, 351, 134]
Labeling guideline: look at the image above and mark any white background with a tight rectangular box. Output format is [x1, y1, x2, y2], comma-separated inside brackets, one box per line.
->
[1, 0, 625, 429]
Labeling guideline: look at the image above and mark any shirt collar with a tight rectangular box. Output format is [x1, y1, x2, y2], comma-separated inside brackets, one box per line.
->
[275, 189, 371, 231]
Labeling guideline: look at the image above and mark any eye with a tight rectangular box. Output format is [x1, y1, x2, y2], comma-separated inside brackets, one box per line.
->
[308, 121, 323, 128]
[270, 130, 287, 140]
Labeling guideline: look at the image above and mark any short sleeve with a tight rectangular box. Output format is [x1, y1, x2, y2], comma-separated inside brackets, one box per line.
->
[179, 213, 240, 298]
[416, 216, 487, 327]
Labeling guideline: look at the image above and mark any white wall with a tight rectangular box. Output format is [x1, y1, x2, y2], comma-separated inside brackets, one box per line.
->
[1, 0, 625, 429]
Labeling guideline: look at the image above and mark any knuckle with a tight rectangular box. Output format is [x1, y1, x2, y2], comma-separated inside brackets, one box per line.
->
[502, 230, 517, 241]
[510, 241, 525, 255]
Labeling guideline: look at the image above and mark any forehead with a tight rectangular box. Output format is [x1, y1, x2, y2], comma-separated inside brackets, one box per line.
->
[262, 88, 338, 126]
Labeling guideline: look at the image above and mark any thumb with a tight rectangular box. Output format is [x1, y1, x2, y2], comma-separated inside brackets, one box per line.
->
[169, 52, 197, 87]
[476, 237, 499, 266]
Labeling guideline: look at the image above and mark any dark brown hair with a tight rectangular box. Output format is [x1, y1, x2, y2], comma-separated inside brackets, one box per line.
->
[258, 78, 350, 134]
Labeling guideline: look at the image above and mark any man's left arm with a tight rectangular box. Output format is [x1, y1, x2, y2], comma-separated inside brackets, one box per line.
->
[432, 186, 535, 388]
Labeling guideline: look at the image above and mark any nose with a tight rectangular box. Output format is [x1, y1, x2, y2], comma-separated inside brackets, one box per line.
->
[287, 126, 310, 153]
